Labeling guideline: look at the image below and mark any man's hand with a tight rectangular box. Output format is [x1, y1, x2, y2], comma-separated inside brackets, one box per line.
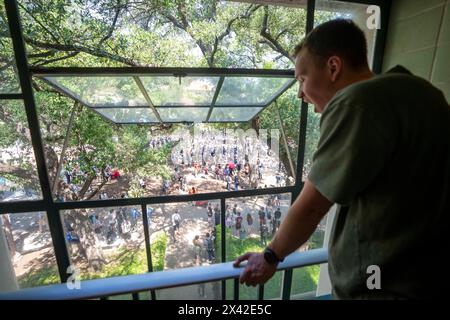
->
[233, 252, 277, 286]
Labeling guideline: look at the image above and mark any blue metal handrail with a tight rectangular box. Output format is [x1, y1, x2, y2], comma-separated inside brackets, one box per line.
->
[0, 248, 328, 300]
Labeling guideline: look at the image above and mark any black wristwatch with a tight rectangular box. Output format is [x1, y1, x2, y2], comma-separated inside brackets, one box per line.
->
[263, 247, 284, 265]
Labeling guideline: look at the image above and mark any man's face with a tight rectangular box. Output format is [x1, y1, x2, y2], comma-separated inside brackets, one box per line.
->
[294, 49, 334, 113]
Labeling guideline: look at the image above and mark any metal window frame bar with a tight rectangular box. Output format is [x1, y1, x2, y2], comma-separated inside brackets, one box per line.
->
[233, 278, 239, 300]
[4, 0, 71, 283]
[291, 0, 315, 203]
[36, 76, 117, 126]
[242, 78, 297, 122]
[38, 76, 95, 108]
[141, 204, 157, 300]
[1, 186, 295, 214]
[131, 292, 139, 300]
[0, 93, 23, 99]
[104, 120, 260, 125]
[371, 0, 392, 74]
[280, 0, 316, 302]
[30, 67, 295, 77]
[94, 109, 158, 125]
[281, 269, 293, 300]
[133, 76, 163, 123]
[83, 104, 273, 110]
[258, 284, 265, 300]
[206, 76, 224, 121]
[220, 198, 227, 300]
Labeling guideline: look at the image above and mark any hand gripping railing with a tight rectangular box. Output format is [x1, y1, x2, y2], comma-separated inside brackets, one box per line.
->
[0, 248, 328, 300]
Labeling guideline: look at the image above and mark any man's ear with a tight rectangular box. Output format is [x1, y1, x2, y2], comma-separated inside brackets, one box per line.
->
[327, 56, 342, 82]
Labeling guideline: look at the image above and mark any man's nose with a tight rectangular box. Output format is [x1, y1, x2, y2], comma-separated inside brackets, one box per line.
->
[298, 88, 305, 100]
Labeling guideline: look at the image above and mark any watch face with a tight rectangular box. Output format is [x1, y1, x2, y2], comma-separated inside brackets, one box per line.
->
[264, 250, 276, 264]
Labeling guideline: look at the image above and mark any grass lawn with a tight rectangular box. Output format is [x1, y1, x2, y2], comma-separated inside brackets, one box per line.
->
[17, 231, 168, 289]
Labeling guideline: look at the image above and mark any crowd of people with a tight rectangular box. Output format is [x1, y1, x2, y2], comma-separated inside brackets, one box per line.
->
[65, 206, 142, 246]
[192, 231, 216, 264]
[225, 195, 283, 245]
[164, 127, 289, 195]
[56, 157, 121, 202]
[148, 135, 173, 149]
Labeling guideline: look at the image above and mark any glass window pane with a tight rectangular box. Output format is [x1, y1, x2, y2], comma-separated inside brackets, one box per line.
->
[223, 193, 290, 300]
[303, 107, 321, 181]
[141, 76, 220, 106]
[108, 294, 133, 300]
[290, 216, 326, 298]
[224, 193, 291, 261]
[157, 282, 222, 300]
[263, 271, 283, 300]
[215, 77, 291, 106]
[148, 200, 221, 267]
[209, 107, 262, 122]
[61, 206, 146, 280]
[0, 100, 43, 202]
[1, 212, 60, 288]
[315, 1, 378, 68]
[150, 200, 221, 299]
[290, 266, 321, 299]
[0, 3, 21, 94]
[44, 76, 147, 107]
[225, 279, 258, 300]
[94, 108, 159, 123]
[157, 107, 209, 123]
[259, 84, 300, 185]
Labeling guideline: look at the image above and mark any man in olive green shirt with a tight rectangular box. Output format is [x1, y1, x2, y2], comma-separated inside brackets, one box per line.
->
[234, 19, 450, 299]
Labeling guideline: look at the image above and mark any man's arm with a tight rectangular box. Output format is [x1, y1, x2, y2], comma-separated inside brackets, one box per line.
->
[268, 179, 333, 260]
[233, 180, 333, 286]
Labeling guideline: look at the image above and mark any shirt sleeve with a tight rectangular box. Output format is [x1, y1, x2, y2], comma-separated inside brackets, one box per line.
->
[308, 101, 394, 205]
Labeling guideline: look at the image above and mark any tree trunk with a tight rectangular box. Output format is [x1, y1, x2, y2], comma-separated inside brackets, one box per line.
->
[44, 145, 59, 190]
[1, 215, 16, 257]
[251, 116, 260, 135]
[67, 210, 106, 272]
[279, 149, 295, 181]
[77, 174, 95, 200]
[85, 179, 108, 200]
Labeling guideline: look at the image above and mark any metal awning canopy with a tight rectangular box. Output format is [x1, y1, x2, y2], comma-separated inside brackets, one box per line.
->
[31, 67, 296, 124]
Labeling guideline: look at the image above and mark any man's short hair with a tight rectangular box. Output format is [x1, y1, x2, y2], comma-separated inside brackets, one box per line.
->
[292, 19, 368, 69]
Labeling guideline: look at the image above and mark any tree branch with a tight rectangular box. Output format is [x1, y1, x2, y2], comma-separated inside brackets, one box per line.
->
[98, 0, 123, 47]
[34, 51, 80, 66]
[275, 28, 289, 42]
[176, 1, 190, 29]
[24, 36, 142, 66]
[0, 59, 14, 72]
[260, 6, 293, 63]
[84, 178, 108, 200]
[210, 4, 262, 66]
[28, 50, 58, 59]
[161, 11, 211, 66]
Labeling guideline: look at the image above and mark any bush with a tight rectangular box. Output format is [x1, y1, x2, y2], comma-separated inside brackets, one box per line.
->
[151, 231, 168, 271]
